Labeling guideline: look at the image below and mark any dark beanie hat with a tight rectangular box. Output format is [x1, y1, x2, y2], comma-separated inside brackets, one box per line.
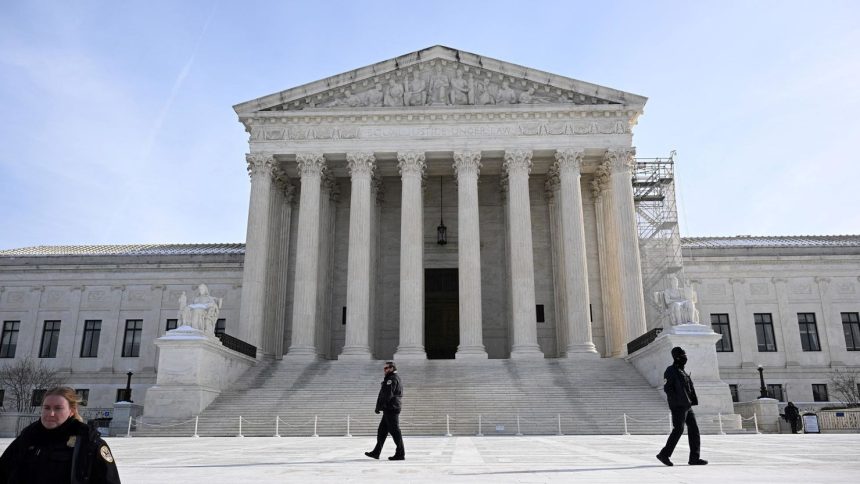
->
[671, 346, 685, 358]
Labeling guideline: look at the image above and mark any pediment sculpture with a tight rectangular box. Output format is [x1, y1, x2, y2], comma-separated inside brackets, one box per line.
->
[177, 283, 223, 335]
[654, 276, 700, 326]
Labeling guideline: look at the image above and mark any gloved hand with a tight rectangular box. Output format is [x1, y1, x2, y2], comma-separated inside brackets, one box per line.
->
[375, 409, 380, 414]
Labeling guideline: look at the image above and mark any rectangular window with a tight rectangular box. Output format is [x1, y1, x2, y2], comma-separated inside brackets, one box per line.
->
[75, 389, 89, 406]
[342, 307, 347, 325]
[31, 389, 46, 407]
[711, 314, 733, 352]
[80, 320, 101, 358]
[39, 320, 61, 358]
[165, 319, 178, 331]
[729, 384, 739, 403]
[812, 384, 829, 402]
[0, 389, 4, 407]
[0, 321, 20, 358]
[767, 384, 784, 402]
[536, 305, 545, 323]
[798, 313, 821, 351]
[214, 318, 226, 336]
[842, 312, 860, 351]
[121, 319, 143, 357]
[754, 313, 777, 352]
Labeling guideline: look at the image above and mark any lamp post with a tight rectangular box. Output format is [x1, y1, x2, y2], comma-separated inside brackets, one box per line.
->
[125, 371, 134, 403]
[757, 366, 768, 399]
[436, 176, 447, 245]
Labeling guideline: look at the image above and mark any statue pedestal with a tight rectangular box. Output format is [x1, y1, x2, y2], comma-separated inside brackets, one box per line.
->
[627, 324, 740, 429]
[734, 398, 780, 433]
[143, 326, 255, 421]
[109, 401, 143, 436]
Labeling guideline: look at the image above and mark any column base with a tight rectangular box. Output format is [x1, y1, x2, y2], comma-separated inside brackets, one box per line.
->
[565, 343, 599, 356]
[338, 347, 373, 360]
[284, 345, 320, 360]
[455, 345, 488, 359]
[510, 345, 544, 360]
[393, 346, 426, 360]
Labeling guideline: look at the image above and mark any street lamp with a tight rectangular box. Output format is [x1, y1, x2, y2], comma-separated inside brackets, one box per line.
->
[124, 371, 134, 403]
[757, 365, 768, 399]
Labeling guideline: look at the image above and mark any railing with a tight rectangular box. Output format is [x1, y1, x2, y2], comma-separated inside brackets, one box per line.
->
[217, 332, 257, 358]
[627, 327, 663, 354]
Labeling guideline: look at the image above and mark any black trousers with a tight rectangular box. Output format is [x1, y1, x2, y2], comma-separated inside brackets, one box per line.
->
[372, 411, 404, 456]
[659, 407, 700, 460]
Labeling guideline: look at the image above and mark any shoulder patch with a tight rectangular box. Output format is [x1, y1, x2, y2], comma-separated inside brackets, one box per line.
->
[99, 445, 114, 463]
[386, 380, 392, 385]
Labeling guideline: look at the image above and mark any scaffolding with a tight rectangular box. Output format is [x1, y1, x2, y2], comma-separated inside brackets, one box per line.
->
[633, 151, 685, 330]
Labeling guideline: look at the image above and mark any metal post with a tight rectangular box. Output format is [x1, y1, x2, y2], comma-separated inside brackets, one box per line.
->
[445, 415, 452, 437]
[126, 416, 132, 437]
[346, 415, 352, 437]
[718, 413, 725, 435]
[557, 414, 563, 436]
[193, 416, 199, 438]
[313, 415, 319, 437]
[476, 415, 483, 436]
[753, 413, 760, 434]
[623, 414, 630, 436]
[274, 416, 280, 438]
[516, 414, 523, 436]
[238, 416, 244, 438]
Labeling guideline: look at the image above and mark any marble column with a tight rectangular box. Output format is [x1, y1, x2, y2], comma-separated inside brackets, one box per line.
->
[394, 151, 427, 360]
[545, 169, 569, 357]
[238, 153, 276, 350]
[453, 151, 488, 359]
[605, 148, 648, 346]
[592, 161, 624, 357]
[340, 152, 376, 360]
[270, 180, 294, 359]
[503, 150, 544, 359]
[555, 149, 598, 355]
[287, 152, 326, 359]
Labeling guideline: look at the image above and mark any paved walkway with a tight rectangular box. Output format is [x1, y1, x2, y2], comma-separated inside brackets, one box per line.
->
[3, 434, 859, 483]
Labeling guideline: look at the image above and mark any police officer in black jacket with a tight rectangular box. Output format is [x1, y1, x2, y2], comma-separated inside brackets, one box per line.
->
[365, 361, 405, 461]
[0, 386, 121, 484]
[656, 347, 708, 466]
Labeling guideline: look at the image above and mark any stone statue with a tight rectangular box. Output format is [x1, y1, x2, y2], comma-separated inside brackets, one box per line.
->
[405, 72, 427, 106]
[475, 80, 494, 105]
[654, 276, 700, 326]
[178, 283, 223, 334]
[495, 81, 518, 104]
[449, 71, 470, 105]
[384, 79, 405, 107]
[428, 65, 450, 105]
[366, 84, 384, 107]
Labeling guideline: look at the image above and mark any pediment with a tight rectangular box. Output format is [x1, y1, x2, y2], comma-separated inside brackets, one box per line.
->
[234, 46, 646, 115]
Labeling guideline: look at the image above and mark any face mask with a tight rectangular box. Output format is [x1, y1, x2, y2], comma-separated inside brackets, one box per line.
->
[676, 355, 688, 366]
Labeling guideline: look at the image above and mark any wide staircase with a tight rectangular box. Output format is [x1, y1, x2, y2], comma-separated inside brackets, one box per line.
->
[134, 358, 731, 437]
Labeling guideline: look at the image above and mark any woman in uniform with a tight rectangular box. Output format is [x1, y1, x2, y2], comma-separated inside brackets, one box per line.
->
[0, 386, 121, 483]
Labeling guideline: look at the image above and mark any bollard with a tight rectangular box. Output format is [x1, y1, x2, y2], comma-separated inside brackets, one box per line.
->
[753, 413, 760, 434]
[476, 415, 483, 437]
[623, 414, 630, 436]
[346, 415, 352, 437]
[193, 415, 199, 438]
[557, 414, 563, 436]
[313, 415, 319, 437]
[445, 414, 452, 437]
[126, 416, 132, 437]
[516, 414, 523, 436]
[274, 416, 281, 438]
[238, 416, 244, 438]
[718, 413, 725, 435]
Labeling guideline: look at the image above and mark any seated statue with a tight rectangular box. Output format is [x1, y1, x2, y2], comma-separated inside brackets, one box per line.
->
[178, 284, 223, 335]
[654, 276, 700, 326]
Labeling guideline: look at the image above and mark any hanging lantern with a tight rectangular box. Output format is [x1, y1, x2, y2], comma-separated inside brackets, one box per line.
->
[437, 176, 447, 245]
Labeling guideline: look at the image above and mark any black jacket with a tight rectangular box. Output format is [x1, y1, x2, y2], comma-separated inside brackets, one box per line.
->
[663, 364, 698, 409]
[0, 417, 121, 484]
[375, 371, 403, 414]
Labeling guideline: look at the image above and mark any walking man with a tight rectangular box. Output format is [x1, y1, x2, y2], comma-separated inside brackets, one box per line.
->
[365, 361, 405, 460]
[784, 402, 801, 434]
[656, 346, 708, 466]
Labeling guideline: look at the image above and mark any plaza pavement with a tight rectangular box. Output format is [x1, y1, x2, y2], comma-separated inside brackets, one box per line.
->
[3, 434, 858, 483]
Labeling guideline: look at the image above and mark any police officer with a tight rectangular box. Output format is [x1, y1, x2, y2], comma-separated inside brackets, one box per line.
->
[656, 347, 708, 466]
[365, 361, 405, 461]
[0, 386, 121, 483]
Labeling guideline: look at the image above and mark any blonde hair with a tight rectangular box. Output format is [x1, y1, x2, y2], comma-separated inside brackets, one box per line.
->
[43, 386, 84, 422]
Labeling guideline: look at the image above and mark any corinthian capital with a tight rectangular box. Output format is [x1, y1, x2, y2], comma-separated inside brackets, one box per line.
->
[554, 149, 585, 175]
[397, 151, 426, 177]
[295, 153, 326, 178]
[453, 151, 482, 180]
[591, 161, 611, 199]
[544, 164, 560, 199]
[245, 153, 276, 178]
[346, 152, 376, 178]
[502, 150, 533, 176]
[604, 148, 636, 174]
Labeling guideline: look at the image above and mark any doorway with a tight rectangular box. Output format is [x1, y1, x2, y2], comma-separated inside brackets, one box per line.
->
[425, 268, 459, 359]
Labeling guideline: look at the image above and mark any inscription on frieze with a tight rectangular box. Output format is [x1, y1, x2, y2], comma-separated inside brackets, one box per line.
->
[706, 284, 726, 296]
[837, 282, 855, 294]
[127, 289, 149, 303]
[46, 290, 65, 306]
[6, 291, 27, 306]
[790, 283, 812, 295]
[750, 283, 769, 296]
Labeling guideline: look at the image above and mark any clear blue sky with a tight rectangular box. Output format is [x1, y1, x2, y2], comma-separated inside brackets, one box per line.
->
[1, 0, 858, 249]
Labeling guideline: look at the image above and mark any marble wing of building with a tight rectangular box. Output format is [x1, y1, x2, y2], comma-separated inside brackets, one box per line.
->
[1, 46, 858, 434]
